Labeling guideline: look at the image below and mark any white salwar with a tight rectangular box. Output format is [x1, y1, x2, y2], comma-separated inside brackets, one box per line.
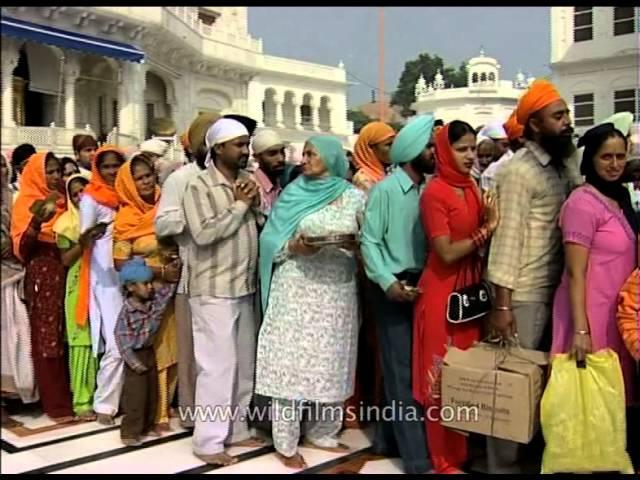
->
[80, 195, 124, 417]
[1, 269, 38, 403]
[189, 294, 257, 456]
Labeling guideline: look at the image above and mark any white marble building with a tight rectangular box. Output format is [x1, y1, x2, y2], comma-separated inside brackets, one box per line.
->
[1, 6, 353, 157]
[550, 6, 639, 134]
[411, 50, 531, 128]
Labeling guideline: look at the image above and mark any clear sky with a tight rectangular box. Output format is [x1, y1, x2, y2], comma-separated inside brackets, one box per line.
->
[248, 6, 550, 108]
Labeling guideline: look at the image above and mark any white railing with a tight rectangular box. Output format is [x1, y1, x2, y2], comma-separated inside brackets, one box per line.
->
[0, 125, 146, 157]
[105, 129, 139, 148]
[1, 125, 97, 155]
[165, 6, 262, 53]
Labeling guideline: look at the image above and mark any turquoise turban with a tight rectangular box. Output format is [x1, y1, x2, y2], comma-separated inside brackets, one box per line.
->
[390, 114, 435, 164]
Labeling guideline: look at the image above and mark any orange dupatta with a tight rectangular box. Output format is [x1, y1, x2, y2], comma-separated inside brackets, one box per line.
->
[353, 121, 396, 183]
[75, 145, 125, 327]
[113, 158, 160, 242]
[10, 152, 66, 262]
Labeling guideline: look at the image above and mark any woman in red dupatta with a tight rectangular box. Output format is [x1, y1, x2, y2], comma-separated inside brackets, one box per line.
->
[413, 121, 499, 473]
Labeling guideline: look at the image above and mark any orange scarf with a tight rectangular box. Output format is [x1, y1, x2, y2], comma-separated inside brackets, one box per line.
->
[113, 158, 160, 242]
[10, 152, 65, 262]
[75, 145, 124, 327]
[83, 145, 123, 209]
[353, 122, 396, 183]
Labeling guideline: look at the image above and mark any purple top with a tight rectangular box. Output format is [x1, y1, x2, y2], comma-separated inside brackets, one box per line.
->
[551, 185, 637, 404]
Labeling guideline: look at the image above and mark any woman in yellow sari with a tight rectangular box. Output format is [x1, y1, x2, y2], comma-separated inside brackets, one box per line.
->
[112, 153, 179, 432]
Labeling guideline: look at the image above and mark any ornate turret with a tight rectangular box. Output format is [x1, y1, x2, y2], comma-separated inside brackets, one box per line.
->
[414, 74, 428, 99]
[433, 69, 445, 90]
[467, 48, 500, 87]
[514, 69, 527, 89]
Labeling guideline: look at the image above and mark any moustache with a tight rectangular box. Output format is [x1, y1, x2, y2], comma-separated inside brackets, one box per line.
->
[560, 126, 574, 137]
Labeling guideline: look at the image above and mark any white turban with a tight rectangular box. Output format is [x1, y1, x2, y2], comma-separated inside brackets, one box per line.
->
[479, 121, 508, 140]
[476, 134, 493, 146]
[204, 118, 249, 167]
[252, 129, 284, 155]
[139, 138, 169, 156]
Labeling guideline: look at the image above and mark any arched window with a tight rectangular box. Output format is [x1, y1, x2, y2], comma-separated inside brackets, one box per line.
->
[480, 72, 487, 83]
[472, 72, 479, 84]
[488, 72, 496, 83]
[262, 88, 277, 127]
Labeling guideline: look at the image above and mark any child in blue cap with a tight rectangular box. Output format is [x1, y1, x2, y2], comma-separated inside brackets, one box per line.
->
[114, 256, 179, 446]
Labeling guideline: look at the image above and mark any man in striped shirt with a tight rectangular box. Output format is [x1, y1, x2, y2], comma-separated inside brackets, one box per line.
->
[182, 118, 263, 466]
[486, 80, 583, 473]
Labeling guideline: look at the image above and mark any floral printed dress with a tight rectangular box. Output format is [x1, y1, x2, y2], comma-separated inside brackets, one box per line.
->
[255, 187, 365, 403]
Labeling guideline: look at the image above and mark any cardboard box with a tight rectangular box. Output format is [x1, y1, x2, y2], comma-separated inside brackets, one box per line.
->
[440, 342, 549, 444]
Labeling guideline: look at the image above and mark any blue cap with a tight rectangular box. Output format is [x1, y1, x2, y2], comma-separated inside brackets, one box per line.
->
[119, 256, 153, 285]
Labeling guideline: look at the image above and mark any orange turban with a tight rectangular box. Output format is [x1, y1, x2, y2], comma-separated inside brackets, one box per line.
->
[516, 79, 562, 125]
[353, 121, 396, 183]
[180, 131, 190, 151]
[503, 110, 524, 141]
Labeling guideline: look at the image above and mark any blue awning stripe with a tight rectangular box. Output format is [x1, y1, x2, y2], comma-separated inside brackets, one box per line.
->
[1, 15, 145, 63]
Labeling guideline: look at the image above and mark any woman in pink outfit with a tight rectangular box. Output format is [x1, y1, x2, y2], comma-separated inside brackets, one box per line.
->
[551, 123, 637, 404]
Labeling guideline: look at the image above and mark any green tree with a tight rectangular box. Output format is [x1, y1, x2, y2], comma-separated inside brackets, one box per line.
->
[391, 54, 467, 116]
[347, 109, 373, 133]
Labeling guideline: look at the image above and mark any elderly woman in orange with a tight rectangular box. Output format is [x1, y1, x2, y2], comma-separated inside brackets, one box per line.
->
[349, 121, 396, 428]
[352, 121, 396, 193]
[112, 153, 180, 433]
[10, 152, 75, 422]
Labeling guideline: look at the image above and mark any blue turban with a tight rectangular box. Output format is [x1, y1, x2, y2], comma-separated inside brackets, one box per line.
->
[390, 114, 435, 164]
[119, 256, 153, 285]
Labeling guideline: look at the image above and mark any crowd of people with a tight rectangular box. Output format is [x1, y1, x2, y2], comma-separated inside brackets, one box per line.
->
[1, 77, 638, 474]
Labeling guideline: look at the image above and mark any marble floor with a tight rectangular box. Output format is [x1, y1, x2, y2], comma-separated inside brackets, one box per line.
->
[1, 409, 406, 474]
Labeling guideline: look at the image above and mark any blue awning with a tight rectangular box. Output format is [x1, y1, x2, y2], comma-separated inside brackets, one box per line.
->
[1, 15, 145, 63]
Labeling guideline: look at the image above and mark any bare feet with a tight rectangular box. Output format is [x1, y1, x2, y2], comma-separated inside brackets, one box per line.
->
[229, 437, 268, 448]
[122, 437, 143, 447]
[275, 452, 308, 469]
[96, 413, 115, 426]
[154, 422, 173, 434]
[195, 452, 238, 466]
[76, 411, 97, 422]
[302, 440, 350, 453]
[142, 429, 161, 438]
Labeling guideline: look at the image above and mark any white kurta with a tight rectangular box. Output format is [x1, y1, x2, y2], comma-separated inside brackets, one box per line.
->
[255, 187, 365, 404]
[79, 194, 124, 416]
[80, 195, 123, 355]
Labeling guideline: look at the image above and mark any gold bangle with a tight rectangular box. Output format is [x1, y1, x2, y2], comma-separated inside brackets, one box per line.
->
[494, 306, 512, 311]
[161, 265, 165, 280]
[575, 330, 590, 335]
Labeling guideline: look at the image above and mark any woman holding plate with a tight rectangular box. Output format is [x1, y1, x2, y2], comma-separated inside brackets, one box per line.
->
[256, 135, 365, 469]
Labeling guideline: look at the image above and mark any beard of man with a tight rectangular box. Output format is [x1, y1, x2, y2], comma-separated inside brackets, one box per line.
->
[410, 151, 436, 176]
[538, 125, 575, 170]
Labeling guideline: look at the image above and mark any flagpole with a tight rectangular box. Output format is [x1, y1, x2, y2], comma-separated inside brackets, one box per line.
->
[379, 7, 385, 120]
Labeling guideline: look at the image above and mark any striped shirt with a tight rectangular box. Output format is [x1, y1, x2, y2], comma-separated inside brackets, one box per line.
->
[182, 163, 259, 299]
[487, 140, 583, 302]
